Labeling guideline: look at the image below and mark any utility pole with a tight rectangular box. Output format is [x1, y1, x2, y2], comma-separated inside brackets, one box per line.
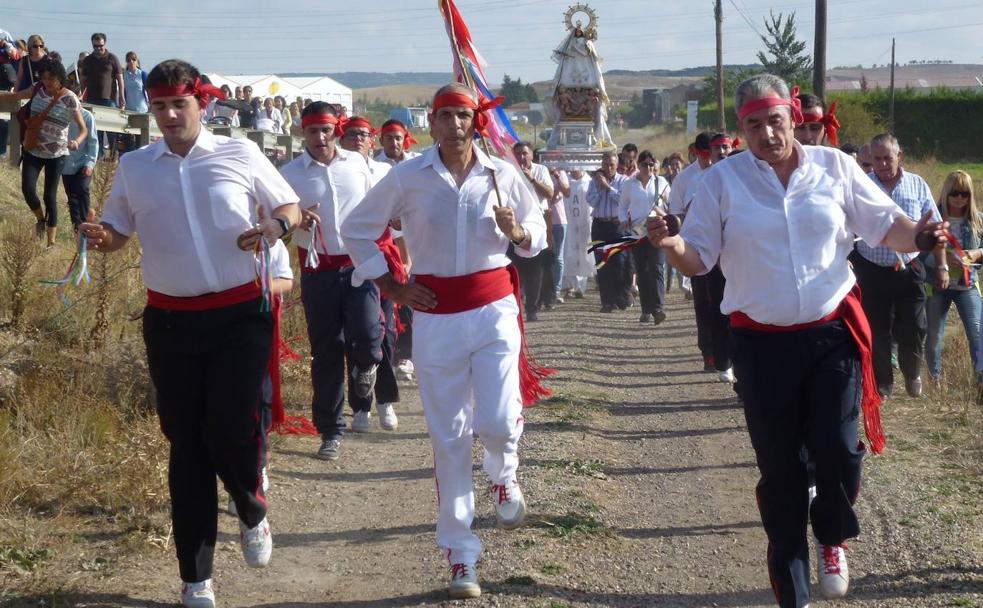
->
[715, 0, 725, 130]
[889, 38, 896, 133]
[813, 0, 827, 98]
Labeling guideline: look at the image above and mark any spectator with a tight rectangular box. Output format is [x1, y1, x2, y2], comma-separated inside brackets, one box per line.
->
[621, 142, 638, 176]
[208, 85, 239, 126]
[287, 101, 301, 133]
[121, 51, 149, 154]
[274, 95, 291, 134]
[621, 150, 671, 324]
[254, 97, 282, 133]
[664, 152, 685, 184]
[62, 106, 98, 231]
[66, 52, 86, 94]
[80, 33, 124, 158]
[15, 34, 47, 91]
[238, 85, 256, 128]
[925, 170, 982, 388]
[589, 150, 633, 312]
[0, 58, 88, 247]
[511, 141, 554, 321]
[0, 27, 21, 157]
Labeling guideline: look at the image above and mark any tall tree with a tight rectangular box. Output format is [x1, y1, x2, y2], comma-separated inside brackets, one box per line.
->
[756, 11, 812, 85]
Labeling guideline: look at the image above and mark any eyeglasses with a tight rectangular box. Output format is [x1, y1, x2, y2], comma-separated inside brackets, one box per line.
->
[640, 162, 656, 168]
[92, 44, 105, 49]
[949, 191, 971, 198]
[345, 131, 372, 139]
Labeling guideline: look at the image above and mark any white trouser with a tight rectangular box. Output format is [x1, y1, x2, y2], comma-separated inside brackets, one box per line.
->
[413, 294, 524, 565]
[563, 275, 589, 293]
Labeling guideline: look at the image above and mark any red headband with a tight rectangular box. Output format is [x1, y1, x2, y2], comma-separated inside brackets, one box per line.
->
[300, 113, 348, 137]
[146, 77, 225, 109]
[709, 135, 743, 149]
[431, 92, 504, 137]
[340, 117, 376, 138]
[800, 100, 841, 147]
[736, 85, 803, 125]
[381, 123, 418, 150]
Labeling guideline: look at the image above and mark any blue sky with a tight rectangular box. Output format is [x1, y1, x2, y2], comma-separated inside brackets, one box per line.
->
[4, 0, 982, 84]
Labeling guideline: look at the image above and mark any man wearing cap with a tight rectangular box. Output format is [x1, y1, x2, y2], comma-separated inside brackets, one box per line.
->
[279, 102, 384, 460]
[79, 59, 301, 608]
[341, 82, 548, 599]
[647, 73, 947, 608]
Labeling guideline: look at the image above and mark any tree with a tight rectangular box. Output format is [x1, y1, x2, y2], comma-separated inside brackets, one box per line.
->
[499, 74, 537, 107]
[756, 11, 812, 85]
[701, 67, 763, 104]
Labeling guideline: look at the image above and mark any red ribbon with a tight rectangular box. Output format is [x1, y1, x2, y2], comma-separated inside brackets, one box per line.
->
[737, 85, 803, 125]
[800, 100, 841, 147]
[431, 91, 504, 137]
[146, 77, 226, 109]
[381, 123, 418, 150]
[942, 229, 973, 287]
[299, 113, 348, 137]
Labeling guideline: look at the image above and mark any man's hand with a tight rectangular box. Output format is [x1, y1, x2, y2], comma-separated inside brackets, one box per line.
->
[913, 211, 948, 252]
[82, 166, 94, 178]
[389, 282, 438, 310]
[300, 203, 321, 230]
[67, 139, 80, 151]
[646, 212, 682, 249]
[236, 205, 282, 251]
[593, 171, 610, 192]
[521, 166, 535, 182]
[79, 209, 109, 250]
[494, 202, 524, 243]
[935, 267, 950, 290]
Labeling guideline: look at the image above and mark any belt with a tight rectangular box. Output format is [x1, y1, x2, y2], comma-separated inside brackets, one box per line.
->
[594, 216, 619, 222]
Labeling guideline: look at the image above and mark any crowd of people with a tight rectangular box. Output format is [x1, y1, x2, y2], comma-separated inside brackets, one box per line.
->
[2, 26, 979, 608]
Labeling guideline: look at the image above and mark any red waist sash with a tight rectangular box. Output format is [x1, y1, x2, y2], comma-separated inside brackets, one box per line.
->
[296, 247, 353, 273]
[410, 265, 554, 406]
[729, 285, 885, 454]
[147, 282, 261, 311]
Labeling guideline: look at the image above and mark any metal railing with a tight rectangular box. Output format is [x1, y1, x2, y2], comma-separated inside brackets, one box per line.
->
[0, 99, 303, 167]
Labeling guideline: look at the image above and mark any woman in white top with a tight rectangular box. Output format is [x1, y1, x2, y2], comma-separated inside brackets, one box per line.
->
[620, 150, 671, 323]
[254, 97, 283, 133]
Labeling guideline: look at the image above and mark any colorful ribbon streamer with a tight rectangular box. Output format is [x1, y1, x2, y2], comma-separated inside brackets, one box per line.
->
[40, 234, 91, 305]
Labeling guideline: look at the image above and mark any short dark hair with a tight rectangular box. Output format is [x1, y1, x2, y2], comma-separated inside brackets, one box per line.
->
[797, 92, 825, 113]
[601, 150, 618, 162]
[694, 131, 713, 151]
[513, 141, 532, 153]
[91, 33, 107, 43]
[146, 59, 200, 91]
[637, 150, 656, 164]
[839, 143, 860, 155]
[381, 119, 407, 131]
[37, 58, 68, 87]
[621, 143, 638, 155]
[301, 101, 338, 119]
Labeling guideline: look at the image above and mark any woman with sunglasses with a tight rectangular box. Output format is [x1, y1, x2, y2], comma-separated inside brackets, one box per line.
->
[924, 171, 983, 388]
[14, 34, 46, 91]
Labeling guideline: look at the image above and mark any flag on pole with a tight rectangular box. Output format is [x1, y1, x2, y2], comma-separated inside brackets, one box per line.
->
[438, 0, 521, 158]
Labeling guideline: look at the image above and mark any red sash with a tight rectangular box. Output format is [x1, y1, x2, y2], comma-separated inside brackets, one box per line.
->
[146, 282, 261, 311]
[296, 247, 353, 273]
[729, 285, 885, 454]
[412, 265, 555, 406]
[268, 296, 317, 436]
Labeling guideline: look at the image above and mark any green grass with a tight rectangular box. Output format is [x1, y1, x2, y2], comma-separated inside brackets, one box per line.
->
[545, 508, 605, 539]
[539, 563, 565, 575]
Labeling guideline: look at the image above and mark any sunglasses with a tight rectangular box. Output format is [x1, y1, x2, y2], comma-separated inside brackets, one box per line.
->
[30, 44, 44, 49]
[345, 131, 372, 139]
[640, 162, 656, 168]
[949, 191, 971, 198]
[92, 44, 105, 49]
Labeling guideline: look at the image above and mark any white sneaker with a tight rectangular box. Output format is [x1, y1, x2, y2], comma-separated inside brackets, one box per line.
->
[718, 367, 735, 383]
[181, 579, 215, 608]
[377, 402, 398, 430]
[490, 480, 526, 529]
[448, 562, 481, 599]
[351, 410, 371, 432]
[239, 517, 272, 568]
[816, 543, 849, 598]
[396, 359, 415, 381]
[808, 484, 817, 504]
[261, 467, 270, 493]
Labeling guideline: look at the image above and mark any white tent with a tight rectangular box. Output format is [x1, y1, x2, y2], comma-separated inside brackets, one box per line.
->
[207, 74, 353, 112]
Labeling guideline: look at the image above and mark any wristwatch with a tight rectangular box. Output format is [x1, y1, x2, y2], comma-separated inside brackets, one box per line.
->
[937, 265, 949, 272]
[510, 226, 527, 245]
[274, 216, 290, 239]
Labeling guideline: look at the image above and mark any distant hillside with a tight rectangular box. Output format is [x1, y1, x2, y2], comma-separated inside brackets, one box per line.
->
[323, 72, 452, 89]
[605, 65, 762, 78]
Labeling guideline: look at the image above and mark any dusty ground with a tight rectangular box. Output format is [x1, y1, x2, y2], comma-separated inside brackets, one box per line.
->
[4, 285, 982, 607]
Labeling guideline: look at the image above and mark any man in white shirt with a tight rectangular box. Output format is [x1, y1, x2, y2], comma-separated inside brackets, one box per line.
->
[511, 141, 554, 321]
[587, 151, 633, 312]
[80, 59, 301, 608]
[619, 150, 670, 324]
[338, 115, 402, 430]
[647, 73, 946, 608]
[374, 118, 421, 166]
[341, 83, 547, 599]
[279, 102, 385, 460]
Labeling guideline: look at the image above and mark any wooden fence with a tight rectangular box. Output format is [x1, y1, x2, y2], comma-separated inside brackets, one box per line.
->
[0, 99, 304, 167]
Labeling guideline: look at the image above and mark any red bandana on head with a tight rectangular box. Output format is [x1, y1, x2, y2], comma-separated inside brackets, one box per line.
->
[800, 100, 841, 147]
[431, 91, 503, 138]
[381, 123, 418, 150]
[710, 134, 742, 149]
[146, 77, 226, 109]
[737, 85, 804, 125]
[300, 112, 348, 137]
[338, 116, 376, 138]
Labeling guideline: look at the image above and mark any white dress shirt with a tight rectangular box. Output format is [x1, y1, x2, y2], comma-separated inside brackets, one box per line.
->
[270, 239, 293, 280]
[101, 128, 298, 297]
[620, 174, 671, 233]
[279, 147, 374, 255]
[667, 161, 706, 216]
[374, 149, 421, 167]
[341, 143, 547, 283]
[366, 156, 392, 185]
[523, 162, 552, 212]
[682, 143, 904, 326]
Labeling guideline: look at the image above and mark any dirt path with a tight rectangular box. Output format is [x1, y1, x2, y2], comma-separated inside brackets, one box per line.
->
[23, 288, 982, 607]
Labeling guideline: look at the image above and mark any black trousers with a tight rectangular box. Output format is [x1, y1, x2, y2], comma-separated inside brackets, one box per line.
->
[395, 304, 413, 362]
[300, 267, 383, 439]
[21, 151, 65, 227]
[850, 252, 927, 390]
[509, 248, 544, 315]
[591, 218, 633, 308]
[538, 245, 557, 308]
[350, 296, 400, 412]
[62, 169, 92, 230]
[692, 265, 732, 370]
[143, 298, 272, 584]
[631, 239, 666, 314]
[733, 320, 865, 608]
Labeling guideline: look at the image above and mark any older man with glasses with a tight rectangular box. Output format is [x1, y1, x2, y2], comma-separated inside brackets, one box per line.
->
[80, 33, 124, 158]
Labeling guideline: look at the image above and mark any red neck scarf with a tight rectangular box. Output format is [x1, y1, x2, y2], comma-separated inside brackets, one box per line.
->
[737, 85, 804, 125]
[381, 123, 418, 150]
[800, 100, 841, 147]
[146, 77, 226, 109]
[431, 91, 503, 138]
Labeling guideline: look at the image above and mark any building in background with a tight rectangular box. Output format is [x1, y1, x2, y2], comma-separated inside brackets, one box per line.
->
[208, 74, 353, 113]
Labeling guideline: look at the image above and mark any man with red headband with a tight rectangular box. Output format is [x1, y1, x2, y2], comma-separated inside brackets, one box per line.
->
[337, 114, 403, 432]
[795, 92, 840, 147]
[279, 102, 384, 458]
[375, 118, 421, 166]
[647, 73, 947, 608]
[341, 82, 547, 599]
[79, 59, 301, 608]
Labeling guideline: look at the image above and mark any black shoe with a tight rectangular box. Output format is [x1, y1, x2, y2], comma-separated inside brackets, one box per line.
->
[526, 310, 539, 322]
[878, 384, 893, 400]
[573, 291, 584, 299]
[600, 305, 613, 313]
[638, 313, 652, 323]
[352, 364, 378, 398]
[703, 356, 715, 372]
[905, 376, 922, 398]
[652, 311, 667, 325]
